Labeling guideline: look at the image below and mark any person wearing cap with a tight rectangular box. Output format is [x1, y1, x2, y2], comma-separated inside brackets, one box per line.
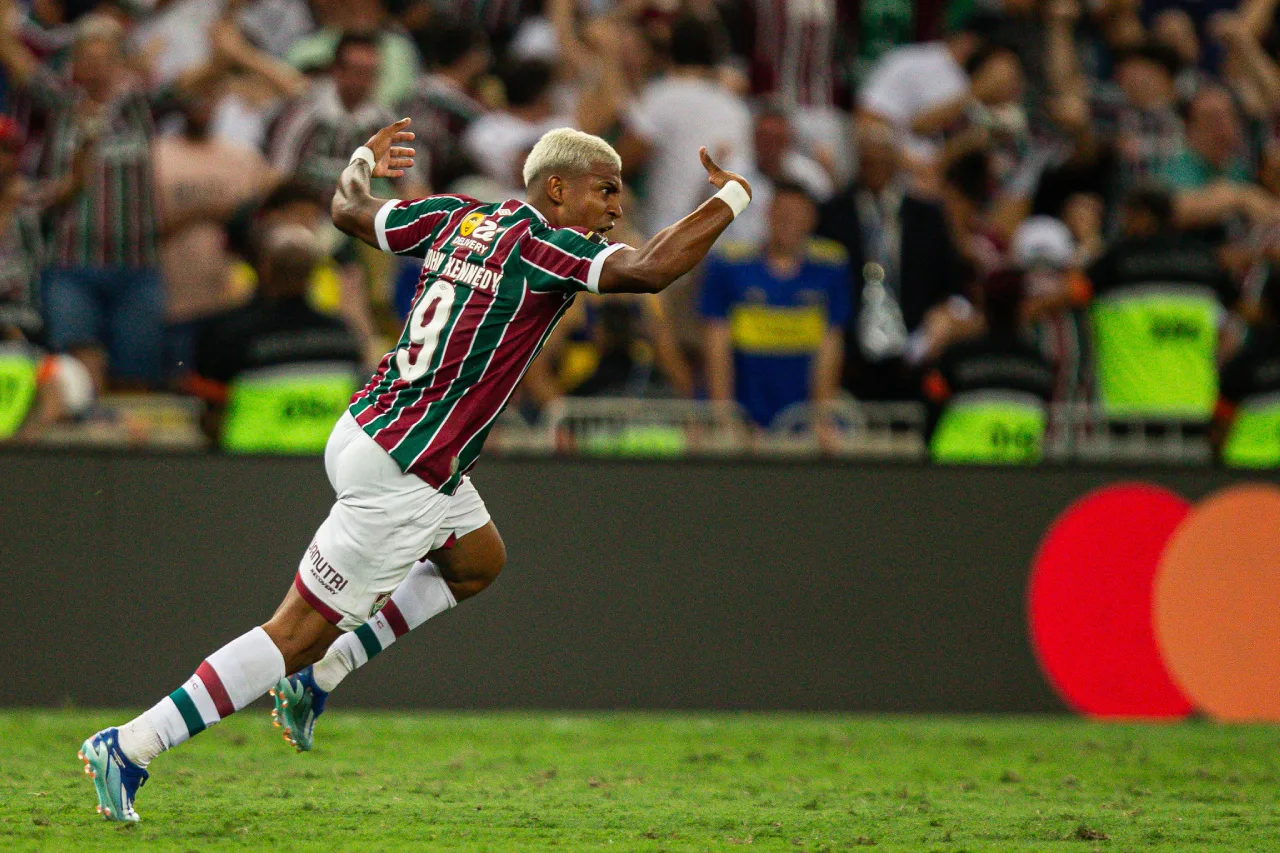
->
[1011, 215, 1092, 406]
[190, 224, 362, 453]
[923, 267, 1056, 464]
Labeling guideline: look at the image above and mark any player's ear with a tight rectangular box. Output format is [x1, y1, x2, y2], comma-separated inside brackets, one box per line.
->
[546, 175, 565, 205]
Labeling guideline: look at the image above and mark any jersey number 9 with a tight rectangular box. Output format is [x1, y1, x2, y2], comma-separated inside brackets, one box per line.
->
[396, 280, 456, 382]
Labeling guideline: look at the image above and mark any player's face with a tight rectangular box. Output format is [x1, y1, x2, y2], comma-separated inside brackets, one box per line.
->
[559, 163, 624, 234]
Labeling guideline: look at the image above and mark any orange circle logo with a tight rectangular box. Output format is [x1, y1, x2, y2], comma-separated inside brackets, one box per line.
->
[459, 212, 486, 237]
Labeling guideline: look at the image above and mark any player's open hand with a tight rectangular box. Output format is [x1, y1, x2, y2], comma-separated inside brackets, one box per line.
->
[699, 147, 751, 199]
[364, 117, 416, 179]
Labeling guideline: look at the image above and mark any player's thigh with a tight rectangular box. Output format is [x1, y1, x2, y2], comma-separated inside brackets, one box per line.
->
[298, 428, 452, 630]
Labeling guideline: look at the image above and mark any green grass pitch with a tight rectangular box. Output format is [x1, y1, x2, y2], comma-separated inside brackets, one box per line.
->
[1, 710, 1277, 852]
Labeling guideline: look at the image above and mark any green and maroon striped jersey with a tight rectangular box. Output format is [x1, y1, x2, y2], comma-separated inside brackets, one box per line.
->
[351, 194, 625, 492]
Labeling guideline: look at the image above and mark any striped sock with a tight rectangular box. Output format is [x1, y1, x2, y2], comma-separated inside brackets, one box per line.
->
[311, 560, 456, 692]
[117, 627, 285, 766]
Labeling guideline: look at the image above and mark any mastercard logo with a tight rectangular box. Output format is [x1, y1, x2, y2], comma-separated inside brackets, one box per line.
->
[1028, 482, 1280, 721]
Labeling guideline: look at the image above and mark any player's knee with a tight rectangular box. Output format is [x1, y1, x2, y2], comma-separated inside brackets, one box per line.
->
[449, 545, 506, 601]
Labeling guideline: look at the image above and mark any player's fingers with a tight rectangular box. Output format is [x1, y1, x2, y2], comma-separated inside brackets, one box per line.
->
[389, 158, 413, 169]
[699, 146, 718, 175]
[393, 131, 415, 143]
[387, 169, 405, 178]
[390, 146, 414, 157]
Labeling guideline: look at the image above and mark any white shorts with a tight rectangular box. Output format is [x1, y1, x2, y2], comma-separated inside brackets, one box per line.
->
[294, 412, 491, 630]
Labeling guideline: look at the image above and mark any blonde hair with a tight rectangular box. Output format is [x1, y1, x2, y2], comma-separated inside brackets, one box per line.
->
[522, 127, 622, 188]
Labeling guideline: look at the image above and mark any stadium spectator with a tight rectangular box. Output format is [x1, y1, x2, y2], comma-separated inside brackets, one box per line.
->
[526, 293, 694, 405]
[399, 20, 491, 192]
[816, 124, 970, 401]
[736, 0, 856, 183]
[700, 182, 848, 433]
[856, 15, 995, 169]
[0, 11, 210, 390]
[201, 15, 310, 151]
[725, 101, 835, 247]
[268, 32, 422, 199]
[0, 116, 95, 440]
[1086, 184, 1237, 423]
[192, 224, 361, 453]
[924, 267, 1056, 464]
[284, 0, 419, 108]
[155, 90, 280, 374]
[1011, 215, 1092, 407]
[461, 58, 567, 197]
[1092, 43, 1187, 198]
[619, 15, 753, 237]
[1164, 85, 1278, 234]
[0, 115, 45, 344]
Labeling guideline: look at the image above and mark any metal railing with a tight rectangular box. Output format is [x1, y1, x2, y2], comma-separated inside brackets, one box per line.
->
[488, 395, 1217, 465]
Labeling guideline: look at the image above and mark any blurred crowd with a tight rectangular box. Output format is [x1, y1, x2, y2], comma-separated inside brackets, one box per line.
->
[5, 0, 1280, 463]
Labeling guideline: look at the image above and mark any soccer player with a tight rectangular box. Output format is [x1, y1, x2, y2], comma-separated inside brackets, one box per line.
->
[78, 118, 752, 822]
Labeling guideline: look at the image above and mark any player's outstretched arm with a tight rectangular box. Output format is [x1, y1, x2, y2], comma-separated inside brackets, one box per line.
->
[331, 117, 417, 248]
[597, 148, 752, 295]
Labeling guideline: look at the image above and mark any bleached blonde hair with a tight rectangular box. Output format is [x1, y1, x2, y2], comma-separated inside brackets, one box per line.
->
[522, 127, 622, 188]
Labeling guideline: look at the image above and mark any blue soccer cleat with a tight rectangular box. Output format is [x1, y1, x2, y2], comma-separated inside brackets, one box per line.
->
[270, 666, 327, 752]
[78, 728, 148, 823]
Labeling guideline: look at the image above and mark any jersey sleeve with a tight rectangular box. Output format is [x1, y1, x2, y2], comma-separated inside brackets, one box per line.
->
[374, 195, 472, 258]
[519, 223, 628, 294]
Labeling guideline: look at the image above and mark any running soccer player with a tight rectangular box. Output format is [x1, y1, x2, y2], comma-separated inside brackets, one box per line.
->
[78, 118, 752, 822]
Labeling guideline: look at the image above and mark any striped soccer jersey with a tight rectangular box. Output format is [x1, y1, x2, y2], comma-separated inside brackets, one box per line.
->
[351, 195, 625, 493]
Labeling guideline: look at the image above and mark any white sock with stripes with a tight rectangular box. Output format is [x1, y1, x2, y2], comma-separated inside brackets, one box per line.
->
[311, 560, 456, 693]
[117, 627, 285, 767]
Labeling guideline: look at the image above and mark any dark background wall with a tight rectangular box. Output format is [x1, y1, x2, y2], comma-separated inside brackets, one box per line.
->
[1, 452, 1272, 711]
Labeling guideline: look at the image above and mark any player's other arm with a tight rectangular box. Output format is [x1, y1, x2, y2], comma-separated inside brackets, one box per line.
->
[597, 149, 751, 295]
[331, 117, 417, 248]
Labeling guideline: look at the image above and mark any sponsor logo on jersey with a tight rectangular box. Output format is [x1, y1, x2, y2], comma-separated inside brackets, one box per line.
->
[423, 247, 501, 294]
[458, 212, 486, 237]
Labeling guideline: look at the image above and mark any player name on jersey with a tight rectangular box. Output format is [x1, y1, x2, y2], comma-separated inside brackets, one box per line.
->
[422, 248, 501, 295]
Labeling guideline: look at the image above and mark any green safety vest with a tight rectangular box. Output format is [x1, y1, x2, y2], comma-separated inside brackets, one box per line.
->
[1223, 394, 1280, 468]
[221, 365, 358, 455]
[930, 391, 1046, 465]
[0, 347, 38, 440]
[1090, 284, 1221, 419]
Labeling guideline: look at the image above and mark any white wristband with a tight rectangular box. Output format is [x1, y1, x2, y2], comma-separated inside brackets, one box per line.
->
[349, 146, 376, 172]
[712, 180, 751, 219]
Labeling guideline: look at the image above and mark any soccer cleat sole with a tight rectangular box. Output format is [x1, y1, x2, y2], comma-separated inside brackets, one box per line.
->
[78, 740, 139, 823]
[270, 686, 307, 753]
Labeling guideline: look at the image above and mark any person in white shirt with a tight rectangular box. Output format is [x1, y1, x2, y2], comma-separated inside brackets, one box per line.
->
[857, 15, 998, 166]
[462, 59, 568, 196]
[726, 102, 835, 246]
[617, 15, 753, 237]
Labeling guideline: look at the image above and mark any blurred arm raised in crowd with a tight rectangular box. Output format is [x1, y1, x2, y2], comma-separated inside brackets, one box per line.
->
[210, 16, 308, 101]
[0, 0, 42, 90]
[1241, 0, 1280, 41]
[1213, 12, 1280, 116]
